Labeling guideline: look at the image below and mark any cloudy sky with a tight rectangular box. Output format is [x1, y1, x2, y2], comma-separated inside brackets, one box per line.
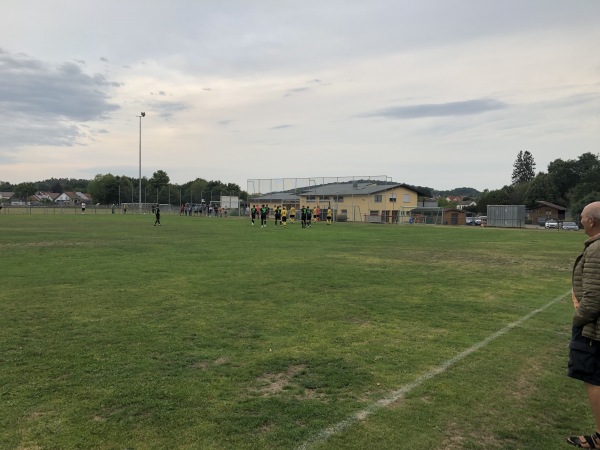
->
[1, 0, 599, 192]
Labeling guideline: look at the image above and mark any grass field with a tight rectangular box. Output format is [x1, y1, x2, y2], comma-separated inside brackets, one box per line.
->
[0, 213, 589, 449]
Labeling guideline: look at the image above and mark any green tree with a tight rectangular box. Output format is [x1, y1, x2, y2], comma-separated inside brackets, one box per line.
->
[569, 162, 600, 209]
[523, 173, 562, 208]
[476, 186, 514, 214]
[88, 174, 120, 204]
[571, 192, 600, 223]
[0, 181, 14, 191]
[512, 150, 536, 184]
[437, 197, 452, 208]
[149, 170, 170, 203]
[15, 182, 36, 201]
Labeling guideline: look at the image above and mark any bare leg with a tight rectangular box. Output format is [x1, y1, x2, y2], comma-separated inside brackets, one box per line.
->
[586, 383, 600, 433]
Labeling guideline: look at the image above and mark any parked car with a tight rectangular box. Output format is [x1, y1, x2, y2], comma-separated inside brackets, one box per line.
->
[475, 216, 487, 226]
[562, 221, 579, 231]
[466, 217, 474, 226]
[545, 219, 558, 229]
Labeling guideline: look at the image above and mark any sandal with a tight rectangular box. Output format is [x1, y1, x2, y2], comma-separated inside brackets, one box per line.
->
[567, 434, 600, 448]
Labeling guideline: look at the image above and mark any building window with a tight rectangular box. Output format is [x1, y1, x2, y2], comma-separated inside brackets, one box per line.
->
[335, 196, 344, 203]
[374, 195, 382, 203]
[403, 194, 410, 203]
[306, 196, 315, 202]
[389, 194, 397, 202]
[341, 209, 347, 214]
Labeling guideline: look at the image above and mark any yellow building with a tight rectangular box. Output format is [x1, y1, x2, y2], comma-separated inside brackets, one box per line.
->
[298, 182, 424, 223]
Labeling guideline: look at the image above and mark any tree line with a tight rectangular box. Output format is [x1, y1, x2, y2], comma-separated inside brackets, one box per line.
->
[0, 172, 247, 206]
[3, 152, 598, 216]
[467, 151, 600, 219]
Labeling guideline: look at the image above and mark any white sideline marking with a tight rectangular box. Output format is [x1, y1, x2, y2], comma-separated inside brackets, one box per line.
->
[296, 293, 568, 450]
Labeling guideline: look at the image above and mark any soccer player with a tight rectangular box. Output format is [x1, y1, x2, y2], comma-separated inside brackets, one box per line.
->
[327, 206, 333, 225]
[154, 205, 161, 226]
[274, 206, 282, 226]
[281, 206, 288, 227]
[260, 204, 268, 228]
[300, 206, 306, 228]
[290, 206, 296, 224]
[306, 206, 312, 227]
[251, 205, 257, 225]
[314, 206, 320, 222]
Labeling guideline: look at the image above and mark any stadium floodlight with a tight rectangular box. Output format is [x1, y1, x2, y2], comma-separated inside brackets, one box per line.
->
[137, 112, 145, 214]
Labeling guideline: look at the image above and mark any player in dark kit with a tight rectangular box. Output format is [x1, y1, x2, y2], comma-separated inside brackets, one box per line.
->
[251, 205, 257, 226]
[260, 204, 268, 228]
[154, 205, 161, 226]
[301, 206, 307, 228]
[274, 206, 282, 226]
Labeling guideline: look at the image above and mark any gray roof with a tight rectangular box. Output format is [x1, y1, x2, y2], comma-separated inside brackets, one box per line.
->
[250, 182, 427, 201]
[250, 192, 300, 202]
[536, 200, 567, 211]
[300, 182, 426, 196]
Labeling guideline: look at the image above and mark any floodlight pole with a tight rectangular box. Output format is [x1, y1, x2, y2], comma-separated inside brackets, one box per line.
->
[137, 112, 145, 214]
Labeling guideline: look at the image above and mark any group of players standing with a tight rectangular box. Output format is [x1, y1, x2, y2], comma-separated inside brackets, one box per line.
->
[250, 205, 333, 228]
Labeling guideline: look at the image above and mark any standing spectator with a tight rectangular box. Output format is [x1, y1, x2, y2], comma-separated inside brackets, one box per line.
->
[567, 201, 600, 448]
[81, 202, 86, 214]
[111, 203, 116, 214]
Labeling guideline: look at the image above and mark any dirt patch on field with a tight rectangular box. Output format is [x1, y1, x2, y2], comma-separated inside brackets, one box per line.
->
[253, 364, 307, 395]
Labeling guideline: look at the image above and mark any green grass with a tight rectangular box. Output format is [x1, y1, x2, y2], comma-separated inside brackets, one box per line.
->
[0, 214, 587, 449]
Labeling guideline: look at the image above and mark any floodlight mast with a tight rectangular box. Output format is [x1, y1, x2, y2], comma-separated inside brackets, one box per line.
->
[137, 112, 145, 214]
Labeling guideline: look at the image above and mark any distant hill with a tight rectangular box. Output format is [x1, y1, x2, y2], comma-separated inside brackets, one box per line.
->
[434, 187, 481, 197]
[406, 186, 481, 198]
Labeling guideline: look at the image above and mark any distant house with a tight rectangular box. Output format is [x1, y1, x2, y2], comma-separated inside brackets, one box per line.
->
[528, 200, 567, 225]
[55, 192, 93, 205]
[0, 192, 14, 203]
[456, 200, 477, 210]
[446, 195, 464, 203]
[31, 191, 60, 203]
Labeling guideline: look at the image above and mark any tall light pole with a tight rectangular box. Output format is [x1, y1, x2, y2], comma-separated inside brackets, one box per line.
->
[137, 112, 145, 214]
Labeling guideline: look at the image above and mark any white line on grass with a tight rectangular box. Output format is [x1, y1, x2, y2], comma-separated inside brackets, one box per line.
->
[296, 292, 568, 450]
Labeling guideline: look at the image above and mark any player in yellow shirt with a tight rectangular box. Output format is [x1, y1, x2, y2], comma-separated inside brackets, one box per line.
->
[289, 206, 296, 224]
[281, 206, 288, 227]
[326, 207, 333, 225]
